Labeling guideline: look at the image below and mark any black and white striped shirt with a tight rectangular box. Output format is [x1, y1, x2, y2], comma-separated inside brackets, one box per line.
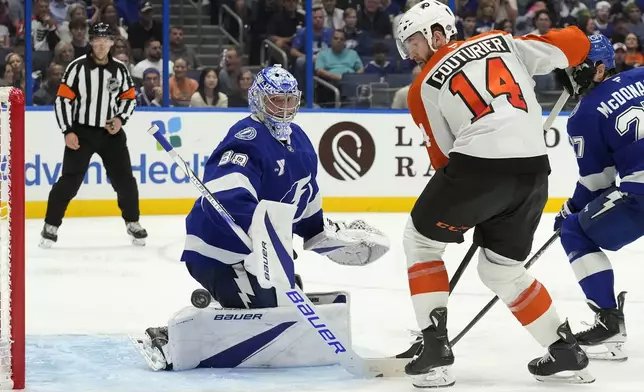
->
[55, 54, 137, 134]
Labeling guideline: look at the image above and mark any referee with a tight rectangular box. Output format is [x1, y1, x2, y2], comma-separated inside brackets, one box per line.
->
[40, 23, 148, 248]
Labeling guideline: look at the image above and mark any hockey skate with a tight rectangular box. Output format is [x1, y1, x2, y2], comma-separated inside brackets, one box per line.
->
[131, 326, 172, 371]
[126, 221, 148, 246]
[405, 307, 455, 388]
[575, 291, 627, 361]
[39, 223, 58, 248]
[528, 320, 595, 384]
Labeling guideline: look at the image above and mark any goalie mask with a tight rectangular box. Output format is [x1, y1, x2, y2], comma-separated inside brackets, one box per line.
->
[249, 65, 301, 141]
[395, 0, 456, 59]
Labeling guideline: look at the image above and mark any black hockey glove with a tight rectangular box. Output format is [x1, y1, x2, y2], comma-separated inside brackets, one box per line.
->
[554, 60, 596, 98]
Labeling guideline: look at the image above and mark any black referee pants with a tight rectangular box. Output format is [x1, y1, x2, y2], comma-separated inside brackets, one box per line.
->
[45, 124, 140, 227]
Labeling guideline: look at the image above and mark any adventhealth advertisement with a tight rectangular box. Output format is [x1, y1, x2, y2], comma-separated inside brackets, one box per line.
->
[24, 110, 576, 216]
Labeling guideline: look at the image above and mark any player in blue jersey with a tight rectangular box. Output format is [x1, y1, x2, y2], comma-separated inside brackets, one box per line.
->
[133, 65, 390, 372]
[554, 35, 642, 361]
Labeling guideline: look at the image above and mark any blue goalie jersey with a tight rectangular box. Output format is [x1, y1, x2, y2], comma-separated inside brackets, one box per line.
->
[566, 67, 644, 210]
[181, 116, 324, 265]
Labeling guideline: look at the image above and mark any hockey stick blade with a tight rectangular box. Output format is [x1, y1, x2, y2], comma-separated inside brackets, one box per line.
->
[149, 127, 408, 378]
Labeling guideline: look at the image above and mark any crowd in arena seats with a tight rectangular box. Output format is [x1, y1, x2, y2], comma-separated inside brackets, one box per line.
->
[2, 0, 644, 109]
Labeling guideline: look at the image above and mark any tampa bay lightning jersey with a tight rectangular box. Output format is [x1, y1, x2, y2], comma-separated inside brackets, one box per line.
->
[181, 115, 324, 265]
[566, 67, 644, 210]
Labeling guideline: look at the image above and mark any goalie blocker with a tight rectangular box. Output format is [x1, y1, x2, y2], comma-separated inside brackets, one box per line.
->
[134, 199, 390, 370]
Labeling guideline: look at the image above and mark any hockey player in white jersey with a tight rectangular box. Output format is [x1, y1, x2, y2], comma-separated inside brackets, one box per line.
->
[133, 65, 390, 372]
[394, 0, 606, 387]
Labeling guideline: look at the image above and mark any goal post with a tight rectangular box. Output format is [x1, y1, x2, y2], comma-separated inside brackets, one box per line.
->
[0, 87, 25, 390]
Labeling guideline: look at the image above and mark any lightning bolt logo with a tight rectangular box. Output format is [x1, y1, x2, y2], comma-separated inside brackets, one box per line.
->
[591, 190, 622, 219]
[232, 265, 255, 308]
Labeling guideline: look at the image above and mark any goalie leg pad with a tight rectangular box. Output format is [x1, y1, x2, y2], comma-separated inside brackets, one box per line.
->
[403, 217, 449, 330]
[166, 292, 351, 370]
[478, 248, 560, 347]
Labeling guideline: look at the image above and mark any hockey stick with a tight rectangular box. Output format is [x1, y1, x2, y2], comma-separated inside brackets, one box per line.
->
[450, 229, 561, 346]
[148, 125, 409, 378]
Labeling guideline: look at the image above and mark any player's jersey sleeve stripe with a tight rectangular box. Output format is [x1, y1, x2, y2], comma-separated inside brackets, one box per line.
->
[183, 234, 248, 264]
[204, 172, 258, 200]
[620, 170, 644, 186]
[578, 166, 617, 192]
[515, 26, 589, 68]
[299, 191, 322, 221]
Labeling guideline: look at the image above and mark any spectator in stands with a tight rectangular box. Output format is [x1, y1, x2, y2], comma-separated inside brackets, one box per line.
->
[128, 1, 163, 62]
[364, 41, 395, 76]
[0, 4, 10, 49]
[169, 26, 201, 70]
[227, 67, 253, 107]
[291, 7, 332, 95]
[0, 0, 15, 40]
[612, 17, 630, 43]
[625, 3, 644, 43]
[169, 58, 199, 107]
[495, 18, 515, 34]
[496, 0, 518, 25]
[577, 13, 597, 35]
[625, 32, 644, 67]
[457, 10, 477, 40]
[57, 3, 88, 44]
[342, 8, 370, 55]
[224, 0, 252, 48]
[67, 17, 90, 58]
[88, 0, 112, 25]
[594, 1, 614, 37]
[248, 0, 282, 64]
[190, 67, 229, 108]
[112, 36, 132, 58]
[530, 10, 552, 35]
[33, 62, 64, 105]
[560, 0, 587, 20]
[33, 0, 61, 51]
[515, 0, 546, 35]
[54, 41, 74, 68]
[131, 38, 174, 79]
[5, 52, 37, 93]
[100, 4, 127, 39]
[115, 52, 133, 72]
[267, 0, 305, 51]
[137, 68, 162, 107]
[322, 0, 344, 29]
[381, 0, 401, 18]
[357, 0, 392, 38]
[475, 0, 497, 34]
[1, 63, 12, 86]
[49, 0, 68, 25]
[315, 29, 363, 82]
[613, 42, 633, 74]
[219, 48, 242, 95]
[391, 65, 420, 109]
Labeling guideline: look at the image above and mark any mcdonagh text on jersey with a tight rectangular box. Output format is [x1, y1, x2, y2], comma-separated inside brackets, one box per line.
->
[596, 80, 644, 118]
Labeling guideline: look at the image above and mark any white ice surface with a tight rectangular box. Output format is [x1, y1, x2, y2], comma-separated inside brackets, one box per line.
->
[23, 213, 644, 391]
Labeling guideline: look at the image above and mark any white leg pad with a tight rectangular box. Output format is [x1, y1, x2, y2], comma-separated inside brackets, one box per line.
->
[403, 216, 449, 330]
[477, 248, 560, 347]
[167, 292, 351, 370]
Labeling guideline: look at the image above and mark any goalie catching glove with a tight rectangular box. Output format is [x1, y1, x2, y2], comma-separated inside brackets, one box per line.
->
[303, 218, 390, 266]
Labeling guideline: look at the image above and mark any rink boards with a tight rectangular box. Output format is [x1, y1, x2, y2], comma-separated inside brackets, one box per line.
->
[22, 109, 576, 218]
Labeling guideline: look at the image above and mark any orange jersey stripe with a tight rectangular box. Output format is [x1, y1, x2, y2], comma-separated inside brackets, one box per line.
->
[508, 280, 552, 326]
[119, 87, 136, 100]
[57, 84, 76, 101]
[408, 261, 449, 296]
[516, 26, 590, 67]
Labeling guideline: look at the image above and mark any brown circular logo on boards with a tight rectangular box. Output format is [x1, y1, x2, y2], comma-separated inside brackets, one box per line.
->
[319, 122, 376, 181]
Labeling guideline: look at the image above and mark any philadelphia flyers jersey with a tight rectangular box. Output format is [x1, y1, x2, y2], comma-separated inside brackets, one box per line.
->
[408, 27, 590, 172]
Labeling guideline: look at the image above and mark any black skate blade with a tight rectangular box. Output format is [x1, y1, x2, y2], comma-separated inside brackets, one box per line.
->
[534, 368, 595, 384]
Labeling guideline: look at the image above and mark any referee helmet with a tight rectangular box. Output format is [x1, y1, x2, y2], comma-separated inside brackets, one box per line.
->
[89, 23, 115, 41]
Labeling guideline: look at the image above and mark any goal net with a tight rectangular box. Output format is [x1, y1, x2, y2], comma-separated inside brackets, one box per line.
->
[0, 87, 25, 390]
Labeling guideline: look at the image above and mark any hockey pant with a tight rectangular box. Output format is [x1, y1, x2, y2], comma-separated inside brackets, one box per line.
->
[560, 188, 644, 309]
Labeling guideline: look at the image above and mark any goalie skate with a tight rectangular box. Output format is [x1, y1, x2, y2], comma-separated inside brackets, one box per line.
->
[576, 291, 628, 362]
[130, 327, 172, 371]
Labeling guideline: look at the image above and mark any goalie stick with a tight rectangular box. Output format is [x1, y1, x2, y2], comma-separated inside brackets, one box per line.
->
[147, 125, 409, 378]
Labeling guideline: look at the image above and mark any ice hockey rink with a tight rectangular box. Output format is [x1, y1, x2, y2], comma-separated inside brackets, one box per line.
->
[25, 212, 644, 392]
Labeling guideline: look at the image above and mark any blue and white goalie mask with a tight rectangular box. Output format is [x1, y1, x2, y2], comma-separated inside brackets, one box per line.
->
[249, 65, 301, 141]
